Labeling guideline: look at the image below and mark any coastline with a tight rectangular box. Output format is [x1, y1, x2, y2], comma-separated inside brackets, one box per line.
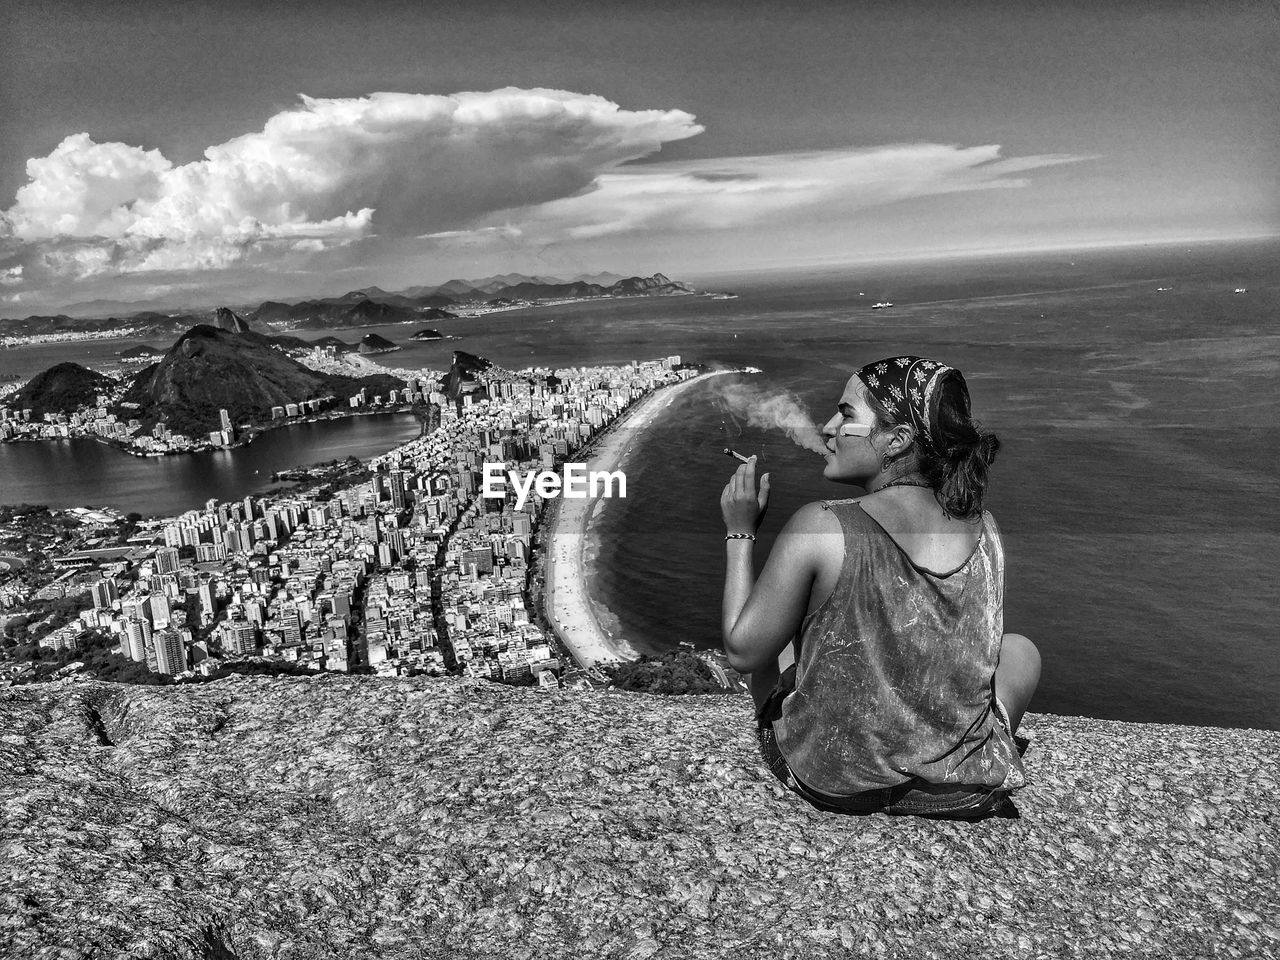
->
[544, 369, 742, 671]
[0, 404, 427, 459]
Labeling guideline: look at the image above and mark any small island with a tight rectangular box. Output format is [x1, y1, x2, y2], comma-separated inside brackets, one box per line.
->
[409, 328, 445, 341]
[117, 344, 166, 362]
[358, 333, 399, 354]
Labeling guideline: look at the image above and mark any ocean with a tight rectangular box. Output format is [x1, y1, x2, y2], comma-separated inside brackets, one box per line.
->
[2, 238, 1276, 728]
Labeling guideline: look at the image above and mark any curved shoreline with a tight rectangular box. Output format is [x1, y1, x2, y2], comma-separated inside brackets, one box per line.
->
[543, 369, 742, 671]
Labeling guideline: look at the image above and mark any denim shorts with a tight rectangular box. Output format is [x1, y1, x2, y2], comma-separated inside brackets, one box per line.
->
[756, 668, 1014, 819]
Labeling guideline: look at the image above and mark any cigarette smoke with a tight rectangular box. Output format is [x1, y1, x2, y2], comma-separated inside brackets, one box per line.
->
[715, 382, 829, 455]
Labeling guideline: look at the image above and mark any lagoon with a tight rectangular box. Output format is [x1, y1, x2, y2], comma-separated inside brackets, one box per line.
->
[0, 412, 422, 515]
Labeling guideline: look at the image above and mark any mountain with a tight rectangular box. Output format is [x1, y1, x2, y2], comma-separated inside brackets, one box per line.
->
[9, 272, 694, 338]
[400, 272, 637, 300]
[609, 272, 689, 295]
[465, 273, 567, 294]
[0, 312, 205, 340]
[1, 313, 193, 339]
[492, 279, 603, 300]
[246, 296, 454, 331]
[343, 299, 415, 326]
[423, 279, 488, 298]
[442, 349, 492, 404]
[116, 326, 404, 437]
[54, 297, 211, 319]
[577, 271, 626, 286]
[7, 363, 115, 418]
[470, 273, 694, 303]
[212, 307, 252, 333]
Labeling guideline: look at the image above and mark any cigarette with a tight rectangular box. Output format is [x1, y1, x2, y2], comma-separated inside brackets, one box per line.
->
[723, 447, 751, 463]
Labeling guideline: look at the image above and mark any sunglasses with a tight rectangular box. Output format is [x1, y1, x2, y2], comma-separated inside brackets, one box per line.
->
[838, 423, 873, 437]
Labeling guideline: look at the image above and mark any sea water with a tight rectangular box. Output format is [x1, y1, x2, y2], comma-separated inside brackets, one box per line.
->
[576, 239, 1278, 730]
[2, 238, 1276, 727]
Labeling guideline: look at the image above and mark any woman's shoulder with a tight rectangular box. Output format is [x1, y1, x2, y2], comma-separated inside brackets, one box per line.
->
[817, 496, 865, 511]
[981, 508, 1004, 546]
[783, 499, 858, 534]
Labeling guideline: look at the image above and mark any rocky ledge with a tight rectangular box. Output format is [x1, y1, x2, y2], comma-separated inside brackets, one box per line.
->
[1, 676, 1275, 959]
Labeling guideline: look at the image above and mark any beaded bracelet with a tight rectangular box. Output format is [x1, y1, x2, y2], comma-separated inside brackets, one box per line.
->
[724, 533, 756, 541]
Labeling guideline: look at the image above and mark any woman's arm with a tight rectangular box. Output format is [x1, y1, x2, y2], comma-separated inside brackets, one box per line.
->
[720, 457, 827, 673]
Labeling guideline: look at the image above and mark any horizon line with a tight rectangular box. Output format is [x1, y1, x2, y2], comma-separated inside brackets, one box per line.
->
[10, 230, 1278, 318]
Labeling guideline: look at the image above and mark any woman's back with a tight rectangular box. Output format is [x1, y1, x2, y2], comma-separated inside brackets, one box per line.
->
[801, 487, 986, 623]
[773, 496, 1028, 796]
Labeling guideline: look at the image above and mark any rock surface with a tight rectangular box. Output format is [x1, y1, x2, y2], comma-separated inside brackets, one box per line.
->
[1, 675, 1276, 959]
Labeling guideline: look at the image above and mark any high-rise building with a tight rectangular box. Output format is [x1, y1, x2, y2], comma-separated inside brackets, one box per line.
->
[389, 470, 406, 510]
[280, 607, 303, 645]
[124, 617, 151, 662]
[91, 578, 117, 610]
[198, 581, 217, 616]
[222, 620, 257, 655]
[386, 528, 405, 559]
[154, 629, 188, 675]
[147, 594, 171, 627]
[155, 546, 180, 575]
[219, 409, 232, 432]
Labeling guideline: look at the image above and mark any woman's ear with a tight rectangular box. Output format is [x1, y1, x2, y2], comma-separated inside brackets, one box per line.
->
[890, 423, 916, 455]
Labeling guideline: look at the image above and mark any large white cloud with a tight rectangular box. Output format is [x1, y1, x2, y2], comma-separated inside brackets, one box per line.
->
[1, 88, 703, 279]
[0, 85, 1092, 294]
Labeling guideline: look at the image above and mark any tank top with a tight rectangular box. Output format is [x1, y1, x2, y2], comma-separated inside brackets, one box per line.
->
[772, 497, 1028, 796]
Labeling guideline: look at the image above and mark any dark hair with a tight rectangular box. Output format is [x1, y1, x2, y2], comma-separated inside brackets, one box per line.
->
[863, 371, 999, 521]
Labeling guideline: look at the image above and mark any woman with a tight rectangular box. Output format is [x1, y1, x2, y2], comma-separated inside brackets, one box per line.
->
[720, 356, 1040, 819]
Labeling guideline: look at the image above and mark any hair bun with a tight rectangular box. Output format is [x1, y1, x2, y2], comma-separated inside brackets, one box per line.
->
[944, 430, 997, 466]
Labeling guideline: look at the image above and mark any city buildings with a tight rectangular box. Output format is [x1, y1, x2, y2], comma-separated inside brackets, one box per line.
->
[2, 355, 696, 688]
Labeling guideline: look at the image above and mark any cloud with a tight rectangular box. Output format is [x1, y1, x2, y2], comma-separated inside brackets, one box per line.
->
[0, 85, 1093, 301]
[417, 224, 525, 247]
[1, 88, 703, 280]
[462, 143, 1091, 241]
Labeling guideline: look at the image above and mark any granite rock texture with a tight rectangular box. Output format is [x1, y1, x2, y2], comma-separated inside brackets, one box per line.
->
[1, 675, 1276, 959]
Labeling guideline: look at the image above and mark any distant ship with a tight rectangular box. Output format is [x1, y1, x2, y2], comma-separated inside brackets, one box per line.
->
[871, 301, 894, 310]
[1234, 287, 1247, 294]
[710, 293, 738, 300]
[1156, 286, 1172, 292]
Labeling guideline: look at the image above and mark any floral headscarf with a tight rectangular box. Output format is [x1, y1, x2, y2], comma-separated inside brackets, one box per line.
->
[856, 356, 964, 450]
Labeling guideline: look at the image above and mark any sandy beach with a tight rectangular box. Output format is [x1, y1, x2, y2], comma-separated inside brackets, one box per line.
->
[544, 369, 740, 671]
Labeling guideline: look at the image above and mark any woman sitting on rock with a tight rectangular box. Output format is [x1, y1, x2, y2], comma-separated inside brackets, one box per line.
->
[720, 356, 1039, 819]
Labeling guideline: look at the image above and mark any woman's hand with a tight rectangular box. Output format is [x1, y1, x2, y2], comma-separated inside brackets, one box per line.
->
[720, 455, 771, 535]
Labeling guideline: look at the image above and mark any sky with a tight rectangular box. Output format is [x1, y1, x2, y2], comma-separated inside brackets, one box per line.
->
[0, 0, 1276, 313]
